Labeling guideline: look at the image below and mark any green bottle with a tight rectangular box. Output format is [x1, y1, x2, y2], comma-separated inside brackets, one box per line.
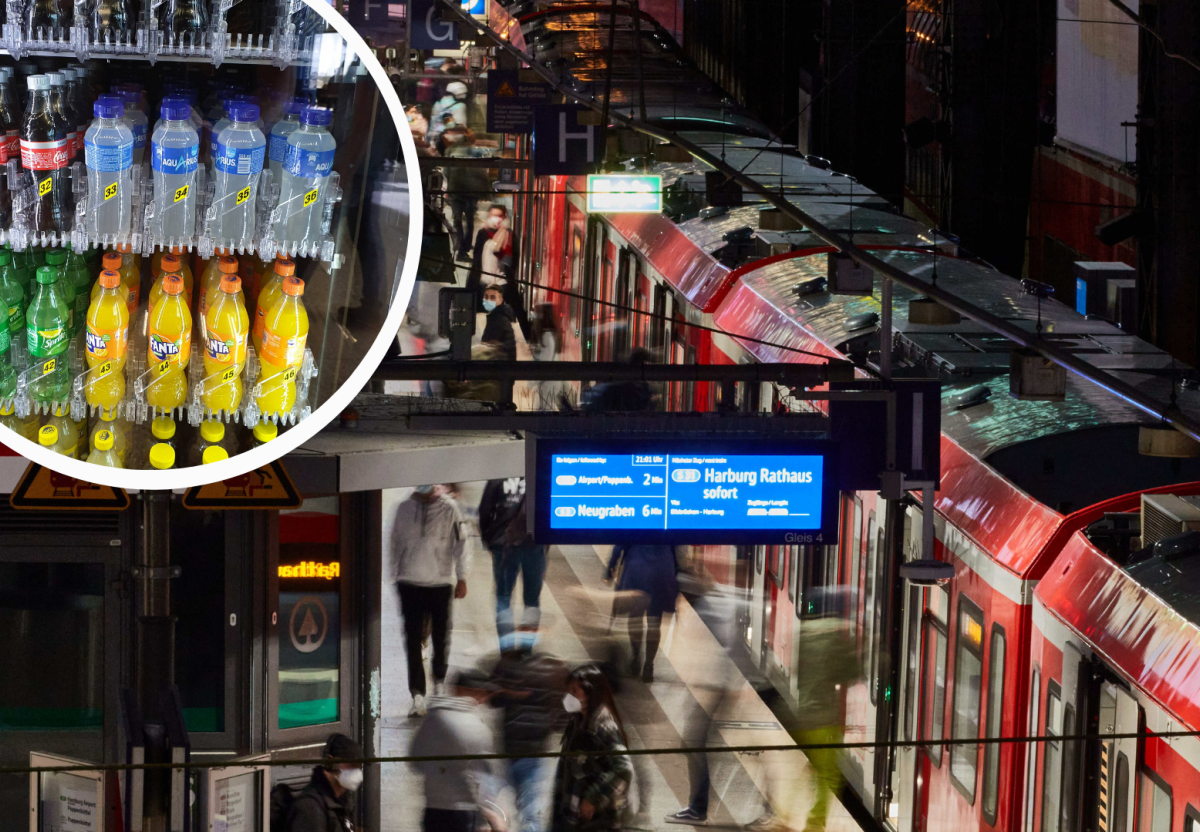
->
[6, 246, 32, 298]
[64, 245, 91, 337]
[43, 249, 75, 337]
[26, 266, 71, 403]
[0, 250, 25, 345]
[0, 300, 14, 400]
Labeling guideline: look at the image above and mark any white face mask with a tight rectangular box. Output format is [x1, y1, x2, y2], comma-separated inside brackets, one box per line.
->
[562, 693, 583, 714]
[486, 215, 502, 230]
[336, 768, 364, 791]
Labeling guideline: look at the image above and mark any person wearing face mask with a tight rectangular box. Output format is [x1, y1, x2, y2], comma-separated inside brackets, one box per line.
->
[429, 81, 469, 151]
[551, 666, 633, 832]
[411, 669, 507, 832]
[480, 284, 518, 362]
[281, 733, 363, 832]
[390, 484, 471, 717]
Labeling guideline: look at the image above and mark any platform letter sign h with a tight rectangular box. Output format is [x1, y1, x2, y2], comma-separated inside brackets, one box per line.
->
[410, 0, 459, 49]
[533, 105, 604, 176]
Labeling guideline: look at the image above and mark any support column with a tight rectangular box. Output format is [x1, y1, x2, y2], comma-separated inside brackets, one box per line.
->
[136, 492, 174, 832]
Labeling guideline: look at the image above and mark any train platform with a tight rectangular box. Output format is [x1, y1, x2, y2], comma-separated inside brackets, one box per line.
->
[378, 482, 863, 832]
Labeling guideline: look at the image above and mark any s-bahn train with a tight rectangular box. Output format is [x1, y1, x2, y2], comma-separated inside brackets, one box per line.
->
[487, 3, 1200, 832]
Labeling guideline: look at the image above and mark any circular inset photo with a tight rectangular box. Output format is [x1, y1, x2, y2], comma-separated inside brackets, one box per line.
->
[0, 0, 422, 487]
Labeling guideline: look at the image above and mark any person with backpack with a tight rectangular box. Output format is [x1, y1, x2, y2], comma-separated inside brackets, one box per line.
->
[478, 477, 546, 642]
[271, 733, 362, 832]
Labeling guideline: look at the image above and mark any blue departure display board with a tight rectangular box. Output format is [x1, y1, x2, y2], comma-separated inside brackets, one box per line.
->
[531, 436, 838, 545]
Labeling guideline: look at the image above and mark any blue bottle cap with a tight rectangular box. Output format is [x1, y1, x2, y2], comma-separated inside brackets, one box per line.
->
[286, 97, 309, 115]
[119, 89, 141, 106]
[228, 102, 260, 123]
[160, 97, 191, 121]
[301, 105, 332, 126]
[94, 96, 125, 119]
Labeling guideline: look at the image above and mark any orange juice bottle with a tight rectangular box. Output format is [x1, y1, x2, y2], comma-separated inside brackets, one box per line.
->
[202, 273, 249, 412]
[145, 273, 192, 412]
[252, 258, 293, 355]
[197, 253, 238, 341]
[115, 243, 141, 315]
[256, 275, 308, 416]
[91, 253, 130, 306]
[84, 269, 130, 416]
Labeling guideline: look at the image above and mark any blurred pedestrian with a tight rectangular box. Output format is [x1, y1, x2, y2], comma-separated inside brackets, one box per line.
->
[530, 303, 565, 410]
[490, 620, 569, 832]
[479, 477, 546, 639]
[279, 733, 363, 832]
[411, 669, 507, 832]
[443, 127, 493, 260]
[582, 348, 655, 412]
[429, 81, 468, 149]
[390, 485, 471, 717]
[551, 665, 633, 832]
[605, 544, 678, 682]
[467, 204, 529, 338]
[481, 284, 518, 361]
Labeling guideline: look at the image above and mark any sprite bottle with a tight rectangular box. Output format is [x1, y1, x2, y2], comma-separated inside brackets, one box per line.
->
[0, 249, 26, 344]
[0, 301, 15, 400]
[26, 265, 71, 403]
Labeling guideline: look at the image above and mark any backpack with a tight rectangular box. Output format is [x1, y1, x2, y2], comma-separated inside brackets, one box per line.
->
[269, 783, 299, 832]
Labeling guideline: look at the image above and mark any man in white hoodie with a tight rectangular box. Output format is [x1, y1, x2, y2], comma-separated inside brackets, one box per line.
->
[391, 484, 471, 717]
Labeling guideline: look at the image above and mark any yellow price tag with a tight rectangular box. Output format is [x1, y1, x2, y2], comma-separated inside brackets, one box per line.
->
[283, 367, 298, 384]
[104, 181, 119, 202]
[174, 184, 189, 203]
[155, 358, 170, 375]
[38, 177, 52, 197]
[236, 185, 252, 206]
[302, 188, 319, 208]
[221, 367, 237, 382]
[39, 357, 56, 376]
[96, 360, 112, 378]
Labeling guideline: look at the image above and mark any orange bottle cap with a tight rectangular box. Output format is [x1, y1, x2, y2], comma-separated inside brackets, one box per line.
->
[161, 274, 185, 295]
[281, 276, 305, 297]
[98, 269, 122, 289]
[274, 258, 296, 277]
[116, 243, 132, 253]
[219, 274, 242, 294]
[102, 252, 121, 269]
[218, 256, 238, 274]
[170, 245, 184, 254]
[161, 254, 181, 272]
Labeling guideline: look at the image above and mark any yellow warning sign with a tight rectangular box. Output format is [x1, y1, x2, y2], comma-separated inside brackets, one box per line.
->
[10, 463, 130, 511]
[496, 80, 517, 97]
[182, 459, 302, 510]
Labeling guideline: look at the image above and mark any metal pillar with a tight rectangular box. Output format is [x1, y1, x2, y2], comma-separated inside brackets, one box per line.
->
[136, 492, 175, 832]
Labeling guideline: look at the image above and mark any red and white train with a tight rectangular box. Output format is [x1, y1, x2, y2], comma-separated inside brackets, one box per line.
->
[496, 3, 1200, 832]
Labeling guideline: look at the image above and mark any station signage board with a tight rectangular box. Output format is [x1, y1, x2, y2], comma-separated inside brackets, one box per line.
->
[586, 174, 663, 213]
[487, 70, 552, 133]
[530, 435, 838, 545]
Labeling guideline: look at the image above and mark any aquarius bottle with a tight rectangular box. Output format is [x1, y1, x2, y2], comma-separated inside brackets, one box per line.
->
[26, 265, 71, 403]
[274, 106, 335, 245]
[212, 101, 265, 245]
[256, 275, 308, 417]
[84, 269, 129, 415]
[150, 98, 199, 241]
[84, 95, 134, 238]
[202, 273, 249, 413]
[145, 272, 191, 411]
[267, 97, 305, 180]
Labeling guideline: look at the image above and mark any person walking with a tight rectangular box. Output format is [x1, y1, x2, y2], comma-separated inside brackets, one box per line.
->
[605, 544, 678, 683]
[530, 303, 564, 410]
[551, 666, 633, 832]
[281, 733, 363, 832]
[443, 127, 492, 261]
[479, 476, 546, 640]
[481, 284, 518, 361]
[411, 670, 507, 832]
[390, 485, 471, 718]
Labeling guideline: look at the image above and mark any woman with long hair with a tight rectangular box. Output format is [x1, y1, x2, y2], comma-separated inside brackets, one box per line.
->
[551, 665, 633, 831]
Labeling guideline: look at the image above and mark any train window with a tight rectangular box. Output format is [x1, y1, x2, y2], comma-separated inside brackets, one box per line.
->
[767, 546, 783, 588]
[1112, 753, 1130, 832]
[950, 597, 985, 802]
[981, 626, 1006, 825]
[755, 545, 764, 575]
[1139, 771, 1172, 832]
[869, 523, 885, 706]
[651, 284, 667, 351]
[788, 546, 799, 602]
[849, 498, 862, 639]
[1061, 704, 1080, 832]
[865, 512, 879, 705]
[1183, 805, 1200, 832]
[904, 585, 922, 741]
[570, 229, 585, 335]
[1025, 668, 1041, 832]
[920, 611, 949, 765]
[1042, 683, 1063, 832]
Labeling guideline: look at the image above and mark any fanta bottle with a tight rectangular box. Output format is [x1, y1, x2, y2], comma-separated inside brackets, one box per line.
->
[147, 252, 185, 315]
[189, 418, 228, 466]
[202, 445, 228, 464]
[92, 252, 130, 305]
[90, 411, 127, 464]
[115, 242, 141, 314]
[86, 428, 122, 467]
[202, 273, 249, 413]
[251, 257, 293, 354]
[197, 252, 237, 341]
[84, 269, 130, 415]
[256, 275, 308, 416]
[149, 441, 175, 469]
[145, 272, 191, 412]
[43, 249, 76, 336]
[45, 404, 81, 458]
[252, 420, 277, 447]
[151, 245, 193, 303]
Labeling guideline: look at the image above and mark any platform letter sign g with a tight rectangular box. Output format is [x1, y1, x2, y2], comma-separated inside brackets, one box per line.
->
[410, 0, 460, 49]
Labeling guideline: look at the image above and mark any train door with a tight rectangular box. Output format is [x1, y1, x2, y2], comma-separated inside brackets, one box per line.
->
[763, 547, 783, 676]
[914, 583, 950, 832]
[749, 545, 766, 666]
[1057, 645, 1086, 832]
[613, 248, 633, 360]
[1092, 683, 1139, 832]
[580, 217, 603, 362]
[892, 505, 922, 832]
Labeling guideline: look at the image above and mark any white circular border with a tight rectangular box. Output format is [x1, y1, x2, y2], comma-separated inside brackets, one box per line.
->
[0, 0, 425, 489]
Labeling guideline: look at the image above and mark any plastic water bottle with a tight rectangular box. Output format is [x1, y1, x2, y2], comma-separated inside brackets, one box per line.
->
[120, 89, 147, 167]
[212, 102, 265, 244]
[209, 95, 261, 167]
[267, 97, 305, 181]
[84, 95, 133, 238]
[274, 106, 335, 245]
[150, 98, 199, 241]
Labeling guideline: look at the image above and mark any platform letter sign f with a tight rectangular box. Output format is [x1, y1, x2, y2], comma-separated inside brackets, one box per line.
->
[560, 112, 594, 163]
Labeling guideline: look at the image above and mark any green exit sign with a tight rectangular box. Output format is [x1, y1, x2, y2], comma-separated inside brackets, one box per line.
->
[586, 174, 664, 213]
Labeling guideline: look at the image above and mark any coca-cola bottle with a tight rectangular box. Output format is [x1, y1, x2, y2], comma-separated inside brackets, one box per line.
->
[20, 75, 72, 234]
[0, 69, 19, 229]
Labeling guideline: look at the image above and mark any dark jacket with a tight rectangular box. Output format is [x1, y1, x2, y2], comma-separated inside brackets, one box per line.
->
[481, 302, 518, 361]
[489, 650, 568, 756]
[581, 379, 653, 413]
[479, 477, 533, 549]
[606, 545, 679, 617]
[287, 767, 355, 832]
[551, 707, 632, 831]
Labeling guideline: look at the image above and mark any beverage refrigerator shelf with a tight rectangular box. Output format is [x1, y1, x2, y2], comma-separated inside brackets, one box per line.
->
[71, 163, 147, 253]
[7, 160, 87, 252]
[141, 164, 209, 255]
[253, 169, 341, 264]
